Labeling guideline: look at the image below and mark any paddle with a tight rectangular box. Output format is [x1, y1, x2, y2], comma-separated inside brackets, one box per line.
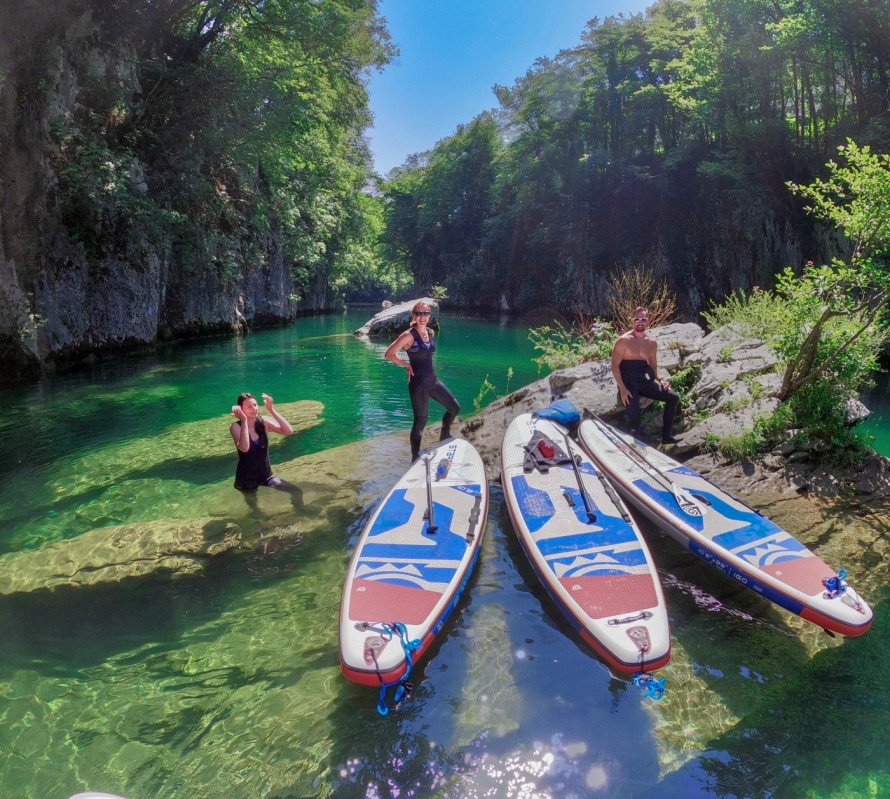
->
[559, 431, 597, 523]
[585, 413, 707, 518]
[422, 452, 438, 533]
[591, 454, 633, 524]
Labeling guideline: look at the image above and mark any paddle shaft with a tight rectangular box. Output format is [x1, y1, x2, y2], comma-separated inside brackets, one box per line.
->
[423, 454, 438, 533]
[560, 431, 596, 523]
[588, 415, 676, 493]
[594, 463, 633, 524]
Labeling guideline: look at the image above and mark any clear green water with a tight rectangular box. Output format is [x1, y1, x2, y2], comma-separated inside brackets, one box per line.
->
[0, 312, 887, 799]
[861, 369, 890, 458]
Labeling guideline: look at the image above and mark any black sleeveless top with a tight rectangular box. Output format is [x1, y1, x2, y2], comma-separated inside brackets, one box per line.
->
[234, 422, 272, 490]
[406, 327, 437, 384]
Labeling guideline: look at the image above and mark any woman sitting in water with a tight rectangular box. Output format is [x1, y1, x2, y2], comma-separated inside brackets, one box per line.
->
[230, 392, 301, 509]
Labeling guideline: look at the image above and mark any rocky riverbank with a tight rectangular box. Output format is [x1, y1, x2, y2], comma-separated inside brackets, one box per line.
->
[440, 321, 888, 499]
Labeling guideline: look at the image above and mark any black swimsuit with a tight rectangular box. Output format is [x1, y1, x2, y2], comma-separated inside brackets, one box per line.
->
[233, 419, 303, 511]
[234, 424, 273, 490]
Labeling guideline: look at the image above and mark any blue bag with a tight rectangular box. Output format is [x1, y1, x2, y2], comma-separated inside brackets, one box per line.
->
[534, 399, 581, 427]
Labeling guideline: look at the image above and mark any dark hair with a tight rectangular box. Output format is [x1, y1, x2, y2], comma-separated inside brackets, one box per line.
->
[235, 392, 265, 433]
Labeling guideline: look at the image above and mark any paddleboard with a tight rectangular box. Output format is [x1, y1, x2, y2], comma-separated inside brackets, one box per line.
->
[577, 415, 873, 637]
[68, 794, 129, 798]
[339, 437, 489, 688]
[500, 413, 671, 674]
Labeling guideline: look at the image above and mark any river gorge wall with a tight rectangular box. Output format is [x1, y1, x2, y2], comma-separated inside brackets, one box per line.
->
[0, 1, 347, 384]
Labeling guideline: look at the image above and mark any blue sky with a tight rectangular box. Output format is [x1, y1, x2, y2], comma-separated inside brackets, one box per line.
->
[366, 0, 654, 176]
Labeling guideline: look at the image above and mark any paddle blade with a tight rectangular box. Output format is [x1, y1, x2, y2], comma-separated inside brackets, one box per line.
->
[673, 485, 706, 517]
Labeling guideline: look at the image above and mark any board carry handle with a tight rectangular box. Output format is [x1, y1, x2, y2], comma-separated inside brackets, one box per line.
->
[583, 411, 707, 518]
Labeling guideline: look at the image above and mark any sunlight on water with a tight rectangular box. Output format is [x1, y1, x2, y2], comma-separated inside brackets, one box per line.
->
[0, 314, 887, 799]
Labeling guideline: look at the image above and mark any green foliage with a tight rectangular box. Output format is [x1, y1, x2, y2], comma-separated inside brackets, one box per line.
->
[667, 362, 700, 402]
[44, 0, 394, 303]
[702, 286, 788, 338]
[471, 367, 515, 413]
[703, 406, 795, 460]
[52, 118, 185, 262]
[472, 374, 497, 414]
[704, 260, 888, 454]
[380, 114, 502, 304]
[373, 0, 890, 315]
[528, 320, 615, 372]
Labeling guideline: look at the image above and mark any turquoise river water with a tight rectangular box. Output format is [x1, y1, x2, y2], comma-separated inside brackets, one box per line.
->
[0, 310, 887, 799]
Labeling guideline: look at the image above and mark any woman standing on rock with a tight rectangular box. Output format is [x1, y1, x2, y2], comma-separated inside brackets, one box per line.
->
[230, 392, 302, 510]
[385, 301, 461, 462]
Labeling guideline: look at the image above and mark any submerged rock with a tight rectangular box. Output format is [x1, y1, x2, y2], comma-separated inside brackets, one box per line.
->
[0, 432, 405, 596]
[0, 517, 251, 595]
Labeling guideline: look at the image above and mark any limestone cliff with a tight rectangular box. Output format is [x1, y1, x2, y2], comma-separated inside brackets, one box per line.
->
[0, 0, 376, 383]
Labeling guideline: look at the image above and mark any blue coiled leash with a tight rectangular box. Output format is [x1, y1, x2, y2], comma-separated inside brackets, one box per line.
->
[373, 622, 422, 716]
[822, 568, 848, 598]
[633, 672, 667, 701]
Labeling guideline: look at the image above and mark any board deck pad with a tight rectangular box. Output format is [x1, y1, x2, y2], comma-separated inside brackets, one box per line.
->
[339, 437, 489, 686]
[501, 413, 671, 674]
[577, 417, 873, 637]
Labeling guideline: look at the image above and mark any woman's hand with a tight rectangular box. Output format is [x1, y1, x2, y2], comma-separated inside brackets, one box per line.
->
[232, 405, 247, 421]
[262, 392, 274, 411]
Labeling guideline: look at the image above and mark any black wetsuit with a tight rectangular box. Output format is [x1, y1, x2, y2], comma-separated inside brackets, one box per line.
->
[619, 359, 679, 440]
[234, 419, 302, 511]
[406, 327, 460, 461]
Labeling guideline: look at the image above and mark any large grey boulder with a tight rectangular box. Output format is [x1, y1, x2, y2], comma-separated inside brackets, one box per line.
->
[354, 297, 440, 339]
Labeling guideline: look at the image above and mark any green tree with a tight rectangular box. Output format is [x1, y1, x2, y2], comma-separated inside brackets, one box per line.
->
[380, 114, 501, 301]
[782, 140, 890, 401]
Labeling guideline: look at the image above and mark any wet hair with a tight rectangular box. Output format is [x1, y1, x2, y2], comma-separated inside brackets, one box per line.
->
[410, 301, 432, 329]
[235, 392, 265, 433]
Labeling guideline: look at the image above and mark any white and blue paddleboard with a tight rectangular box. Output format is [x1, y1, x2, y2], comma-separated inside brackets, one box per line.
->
[577, 416, 873, 637]
[501, 413, 671, 674]
[339, 437, 489, 688]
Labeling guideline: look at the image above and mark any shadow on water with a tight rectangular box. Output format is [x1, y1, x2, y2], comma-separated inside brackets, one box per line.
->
[627, 508, 890, 799]
[655, 589, 889, 799]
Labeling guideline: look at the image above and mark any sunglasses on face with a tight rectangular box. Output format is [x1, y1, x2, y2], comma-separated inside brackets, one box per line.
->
[414, 311, 431, 316]
[633, 317, 649, 322]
